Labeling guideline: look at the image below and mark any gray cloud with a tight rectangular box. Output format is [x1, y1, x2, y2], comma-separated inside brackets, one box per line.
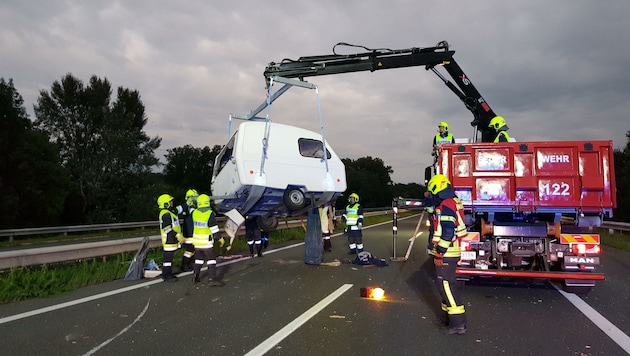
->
[2, 0, 629, 184]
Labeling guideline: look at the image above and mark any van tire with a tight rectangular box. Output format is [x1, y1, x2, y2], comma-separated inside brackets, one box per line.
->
[257, 216, 278, 232]
[283, 189, 306, 211]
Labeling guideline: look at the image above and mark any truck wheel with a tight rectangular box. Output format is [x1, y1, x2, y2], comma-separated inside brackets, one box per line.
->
[283, 189, 306, 211]
[257, 216, 278, 232]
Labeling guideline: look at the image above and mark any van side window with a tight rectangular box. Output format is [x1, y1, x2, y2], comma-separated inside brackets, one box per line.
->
[214, 134, 236, 176]
[298, 138, 331, 159]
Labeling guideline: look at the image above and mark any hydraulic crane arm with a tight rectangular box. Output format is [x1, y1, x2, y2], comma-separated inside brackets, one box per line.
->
[263, 41, 498, 142]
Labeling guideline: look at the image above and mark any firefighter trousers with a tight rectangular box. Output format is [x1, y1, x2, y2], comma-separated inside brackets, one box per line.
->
[434, 257, 466, 328]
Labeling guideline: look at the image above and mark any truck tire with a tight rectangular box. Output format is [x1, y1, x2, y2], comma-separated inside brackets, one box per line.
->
[283, 188, 306, 211]
[256, 216, 278, 232]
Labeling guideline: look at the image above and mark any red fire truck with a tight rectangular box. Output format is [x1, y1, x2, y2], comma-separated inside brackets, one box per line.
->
[430, 140, 616, 293]
[258, 40, 617, 292]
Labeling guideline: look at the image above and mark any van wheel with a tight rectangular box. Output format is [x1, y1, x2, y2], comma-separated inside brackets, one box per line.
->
[283, 189, 306, 211]
[257, 216, 278, 232]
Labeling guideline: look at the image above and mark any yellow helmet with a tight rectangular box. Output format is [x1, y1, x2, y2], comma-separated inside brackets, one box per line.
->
[488, 116, 507, 131]
[157, 194, 174, 209]
[438, 121, 449, 131]
[185, 189, 199, 199]
[427, 174, 451, 195]
[197, 194, 211, 208]
[349, 193, 359, 203]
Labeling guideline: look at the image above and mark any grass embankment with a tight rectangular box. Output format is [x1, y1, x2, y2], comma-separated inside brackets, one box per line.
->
[0, 213, 407, 304]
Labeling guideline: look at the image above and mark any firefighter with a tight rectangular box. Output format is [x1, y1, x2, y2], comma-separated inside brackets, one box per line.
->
[319, 201, 335, 252]
[433, 121, 455, 149]
[342, 193, 364, 255]
[178, 189, 198, 272]
[488, 116, 511, 143]
[157, 194, 183, 282]
[244, 216, 264, 257]
[426, 174, 468, 334]
[191, 194, 224, 286]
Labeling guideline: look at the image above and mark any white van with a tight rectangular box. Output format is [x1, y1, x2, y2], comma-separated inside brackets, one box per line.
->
[211, 121, 347, 231]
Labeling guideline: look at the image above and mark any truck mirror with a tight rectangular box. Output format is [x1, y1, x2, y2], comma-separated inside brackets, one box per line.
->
[424, 166, 433, 185]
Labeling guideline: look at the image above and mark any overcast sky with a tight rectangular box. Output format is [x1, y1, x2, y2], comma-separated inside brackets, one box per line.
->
[2, 1, 629, 184]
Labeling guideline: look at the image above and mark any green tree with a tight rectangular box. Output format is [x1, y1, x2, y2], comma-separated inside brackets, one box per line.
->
[391, 182, 426, 200]
[163, 144, 221, 199]
[34, 74, 161, 223]
[342, 156, 394, 208]
[613, 130, 630, 222]
[0, 78, 68, 228]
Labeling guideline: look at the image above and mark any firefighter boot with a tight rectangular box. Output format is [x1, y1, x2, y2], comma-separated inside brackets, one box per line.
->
[193, 274, 201, 284]
[181, 256, 193, 272]
[256, 244, 263, 257]
[249, 245, 255, 258]
[323, 239, 332, 252]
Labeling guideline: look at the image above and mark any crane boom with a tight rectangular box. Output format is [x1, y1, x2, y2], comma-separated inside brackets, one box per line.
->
[263, 41, 498, 142]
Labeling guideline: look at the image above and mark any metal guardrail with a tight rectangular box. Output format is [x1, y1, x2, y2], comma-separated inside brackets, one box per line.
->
[0, 211, 392, 270]
[601, 221, 630, 234]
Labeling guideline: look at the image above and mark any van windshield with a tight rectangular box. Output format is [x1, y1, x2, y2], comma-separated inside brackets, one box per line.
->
[298, 138, 331, 159]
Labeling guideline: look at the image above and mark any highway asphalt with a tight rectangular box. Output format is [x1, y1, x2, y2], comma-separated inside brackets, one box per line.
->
[0, 215, 629, 355]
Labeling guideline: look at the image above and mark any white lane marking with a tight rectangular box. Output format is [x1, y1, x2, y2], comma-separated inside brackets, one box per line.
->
[245, 284, 353, 356]
[0, 217, 400, 325]
[555, 285, 630, 354]
[82, 298, 151, 356]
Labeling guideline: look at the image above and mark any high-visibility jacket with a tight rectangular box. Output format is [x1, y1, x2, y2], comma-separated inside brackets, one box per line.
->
[343, 203, 364, 231]
[159, 209, 181, 251]
[494, 131, 511, 143]
[430, 193, 467, 258]
[434, 133, 454, 145]
[192, 207, 220, 249]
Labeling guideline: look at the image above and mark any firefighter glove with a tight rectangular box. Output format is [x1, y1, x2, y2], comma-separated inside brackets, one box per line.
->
[218, 237, 225, 247]
[176, 233, 184, 243]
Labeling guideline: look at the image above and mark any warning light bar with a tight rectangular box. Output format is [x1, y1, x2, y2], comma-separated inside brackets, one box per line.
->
[360, 287, 385, 300]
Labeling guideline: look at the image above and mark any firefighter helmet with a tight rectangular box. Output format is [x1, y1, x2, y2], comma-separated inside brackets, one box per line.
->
[185, 189, 199, 199]
[437, 121, 449, 131]
[349, 193, 359, 203]
[197, 194, 211, 208]
[427, 174, 451, 195]
[489, 116, 507, 131]
[157, 194, 174, 209]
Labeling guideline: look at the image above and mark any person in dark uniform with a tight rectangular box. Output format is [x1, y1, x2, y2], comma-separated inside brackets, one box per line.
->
[191, 194, 224, 286]
[157, 194, 183, 282]
[426, 174, 468, 334]
[245, 216, 264, 257]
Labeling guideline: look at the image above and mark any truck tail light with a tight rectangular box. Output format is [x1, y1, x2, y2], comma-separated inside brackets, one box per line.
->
[460, 241, 472, 252]
[571, 244, 600, 255]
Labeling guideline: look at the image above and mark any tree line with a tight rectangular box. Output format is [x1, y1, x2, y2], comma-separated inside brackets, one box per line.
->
[1, 74, 629, 229]
[0, 75, 423, 229]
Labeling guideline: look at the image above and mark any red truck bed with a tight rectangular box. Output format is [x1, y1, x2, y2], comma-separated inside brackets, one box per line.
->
[436, 140, 616, 217]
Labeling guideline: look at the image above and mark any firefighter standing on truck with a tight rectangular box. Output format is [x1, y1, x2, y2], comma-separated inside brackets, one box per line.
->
[489, 116, 511, 143]
[157, 194, 183, 282]
[433, 121, 455, 149]
[178, 189, 198, 272]
[192, 194, 224, 286]
[426, 174, 468, 335]
[343, 193, 364, 255]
